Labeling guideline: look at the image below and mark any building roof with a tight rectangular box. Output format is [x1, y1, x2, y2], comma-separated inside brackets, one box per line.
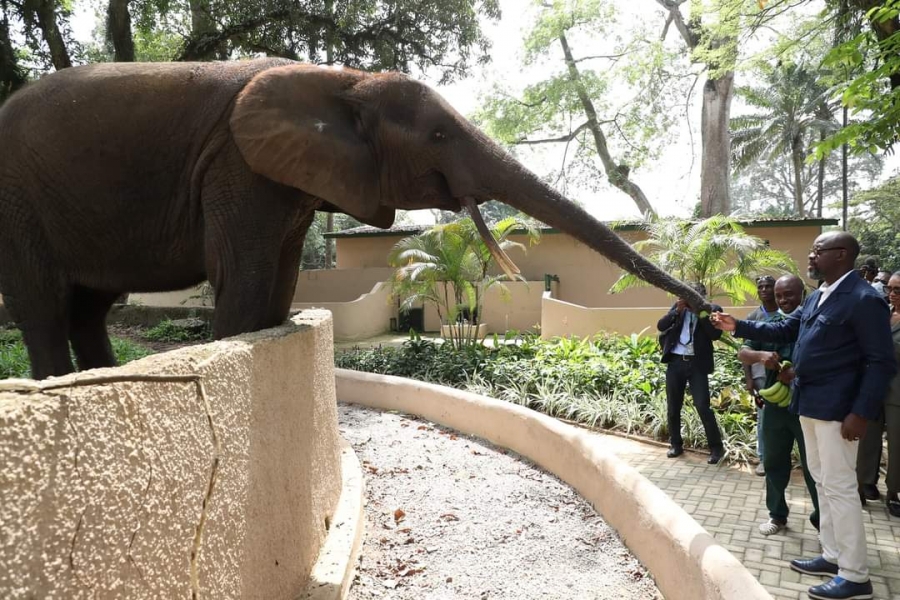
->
[324, 217, 840, 238]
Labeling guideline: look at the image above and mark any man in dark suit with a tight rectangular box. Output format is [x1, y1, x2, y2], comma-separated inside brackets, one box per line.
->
[657, 282, 725, 465]
[712, 232, 895, 600]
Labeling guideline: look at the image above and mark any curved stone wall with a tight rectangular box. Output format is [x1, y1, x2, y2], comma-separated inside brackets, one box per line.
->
[0, 311, 342, 600]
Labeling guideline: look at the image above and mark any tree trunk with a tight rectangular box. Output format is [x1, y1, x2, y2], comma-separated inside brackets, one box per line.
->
[816, 129, 826, 217]
[656, 0, 734, 217]
[322, 0, 335, 268]
[324, 213, 334, 269]
[842, 106, 849, 230]
[25, 0, 71, 70]
[558, 33, 656, 217]
[106, 0, 134, 62]
[699, 74, 734, 216]
[791, 138, 805, 217]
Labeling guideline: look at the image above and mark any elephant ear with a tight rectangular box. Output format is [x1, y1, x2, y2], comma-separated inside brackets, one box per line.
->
[230, 64, 394, 229]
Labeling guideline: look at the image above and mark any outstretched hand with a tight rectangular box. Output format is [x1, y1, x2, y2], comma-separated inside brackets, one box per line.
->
[710, 312, 736, 331]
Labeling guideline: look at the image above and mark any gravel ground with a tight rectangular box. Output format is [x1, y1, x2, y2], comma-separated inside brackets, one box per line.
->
[339, 404, 663, 600]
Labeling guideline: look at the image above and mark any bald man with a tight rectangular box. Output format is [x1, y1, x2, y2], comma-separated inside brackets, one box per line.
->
[737, 275, 819, 537]
[713, 232, 895, 600]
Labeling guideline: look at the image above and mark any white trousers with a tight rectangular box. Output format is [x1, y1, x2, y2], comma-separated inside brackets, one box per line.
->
[800, 416, 869, 582]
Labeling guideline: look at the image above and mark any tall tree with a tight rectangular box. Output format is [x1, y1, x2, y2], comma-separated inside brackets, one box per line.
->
[730, 63, 839, 217]
[477, 0, 694, 217]
[813, 0, 900, 156]
[0, 6, 28, 102]
[22, 0, 71, 69]
[654, 0, 740, 216]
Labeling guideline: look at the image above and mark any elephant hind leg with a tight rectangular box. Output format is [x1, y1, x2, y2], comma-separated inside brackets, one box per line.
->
[3, 285, 75, 380]
[68, 286, 119, 372]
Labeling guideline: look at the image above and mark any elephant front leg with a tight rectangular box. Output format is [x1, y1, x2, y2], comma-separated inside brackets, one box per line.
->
[263, 209, 316, 328]
[203, 170, 314, 340]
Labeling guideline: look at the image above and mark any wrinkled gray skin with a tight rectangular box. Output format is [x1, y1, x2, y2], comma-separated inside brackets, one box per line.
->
[0, 59, 708, 379]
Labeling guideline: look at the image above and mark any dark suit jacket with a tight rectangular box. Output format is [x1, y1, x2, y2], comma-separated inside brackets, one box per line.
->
[658, 303, 723, 374]
[734, 273, 897, 421]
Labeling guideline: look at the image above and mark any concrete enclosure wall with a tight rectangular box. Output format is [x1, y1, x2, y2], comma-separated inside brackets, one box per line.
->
[540, 293, 757, 339]
[0, 310, 343, 600]
[292, 282, 395, 341]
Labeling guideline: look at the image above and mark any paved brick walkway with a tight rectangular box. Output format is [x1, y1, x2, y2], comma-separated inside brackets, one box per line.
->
[585, 432, 900, 600]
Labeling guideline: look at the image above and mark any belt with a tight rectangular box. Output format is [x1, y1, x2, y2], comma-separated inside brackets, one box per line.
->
[673, 354, 694, 361]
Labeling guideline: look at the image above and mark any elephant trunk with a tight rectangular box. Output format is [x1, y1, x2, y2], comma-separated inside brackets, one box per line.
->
[478, 152, 711, 313]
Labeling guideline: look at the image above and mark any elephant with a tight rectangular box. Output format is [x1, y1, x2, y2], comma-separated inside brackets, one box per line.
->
[0, 58, 709, 380]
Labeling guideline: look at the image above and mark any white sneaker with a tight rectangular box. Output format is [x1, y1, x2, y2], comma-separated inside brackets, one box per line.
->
[758, 519, 785, 536]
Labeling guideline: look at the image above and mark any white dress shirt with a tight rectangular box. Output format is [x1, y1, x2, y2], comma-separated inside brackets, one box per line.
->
[816, 270, 856, 309]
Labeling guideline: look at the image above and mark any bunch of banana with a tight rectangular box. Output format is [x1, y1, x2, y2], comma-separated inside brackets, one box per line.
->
[758, 361, 793, 407]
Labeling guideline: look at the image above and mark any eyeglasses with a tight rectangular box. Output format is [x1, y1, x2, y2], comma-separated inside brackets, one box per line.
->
[887, 286, 900, 295]
[809, 247, 846, 257]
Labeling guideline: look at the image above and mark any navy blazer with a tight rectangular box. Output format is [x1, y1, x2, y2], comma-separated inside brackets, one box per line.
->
[658, 303, 723, 374]
[734, 273, 897, 421]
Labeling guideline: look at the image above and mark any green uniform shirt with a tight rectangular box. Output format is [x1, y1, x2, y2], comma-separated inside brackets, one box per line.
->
[742, 310, 795, 389]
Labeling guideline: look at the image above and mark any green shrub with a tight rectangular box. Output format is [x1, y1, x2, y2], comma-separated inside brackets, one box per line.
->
[0, 327, 154, 379]
[144, 319, 212, 343]
[335, 331, 759, 463]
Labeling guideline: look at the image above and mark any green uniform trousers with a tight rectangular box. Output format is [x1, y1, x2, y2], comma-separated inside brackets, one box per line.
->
[762, 403, 820, 524]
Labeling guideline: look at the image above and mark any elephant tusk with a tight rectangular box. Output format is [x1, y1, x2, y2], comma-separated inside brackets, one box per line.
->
[463, 197, 521, 280]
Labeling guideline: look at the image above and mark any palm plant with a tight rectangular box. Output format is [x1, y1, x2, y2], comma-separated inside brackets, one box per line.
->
[389, 216, 540, 347]
[609, 215, 798, 304]
[730, 63, 839, 217]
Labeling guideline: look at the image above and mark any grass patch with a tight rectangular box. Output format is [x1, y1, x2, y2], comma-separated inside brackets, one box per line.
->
[144, 318, 212, 343]
[0, 327, 154, 379]
[335, 332, 759, 464]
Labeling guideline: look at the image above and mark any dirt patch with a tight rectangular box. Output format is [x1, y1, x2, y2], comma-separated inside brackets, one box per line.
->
[339, 404, 663, 600]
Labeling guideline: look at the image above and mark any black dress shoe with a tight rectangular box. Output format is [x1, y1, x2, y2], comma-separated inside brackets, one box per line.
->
[666, 446, 684, 458]
[860, 484, 880, 501]
[707, 449, 723, 465]
[888, 495, 900, 518]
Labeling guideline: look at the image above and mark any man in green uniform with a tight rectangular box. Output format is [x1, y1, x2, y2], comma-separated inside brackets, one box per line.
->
[738, 274, 820, 535]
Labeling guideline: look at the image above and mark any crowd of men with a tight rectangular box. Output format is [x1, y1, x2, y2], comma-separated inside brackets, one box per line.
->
[656, 232, 899, 600]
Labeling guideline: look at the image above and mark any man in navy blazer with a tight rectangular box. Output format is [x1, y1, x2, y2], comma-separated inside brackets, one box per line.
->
[657, 282, 725, 464]
[713, 232, 895, 600]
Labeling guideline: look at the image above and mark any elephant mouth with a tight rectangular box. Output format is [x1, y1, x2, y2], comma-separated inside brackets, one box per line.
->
[462, 197, 521, 280]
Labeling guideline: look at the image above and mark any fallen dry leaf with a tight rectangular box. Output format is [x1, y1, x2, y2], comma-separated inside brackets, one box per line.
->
[393, 508, 406, 523]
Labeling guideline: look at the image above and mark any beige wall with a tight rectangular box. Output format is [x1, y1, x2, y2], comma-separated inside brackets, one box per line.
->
[0, 310, 342, 600]
[130, 286, 211, 308]
[540, 292, 756, 339]
[292, 282, 395, 341]
[334, 224, 824, 308]
[293, 268, 395, 303]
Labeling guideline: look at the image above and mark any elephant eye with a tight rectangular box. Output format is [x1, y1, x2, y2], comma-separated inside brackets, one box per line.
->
[431, 129, 447, 142]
